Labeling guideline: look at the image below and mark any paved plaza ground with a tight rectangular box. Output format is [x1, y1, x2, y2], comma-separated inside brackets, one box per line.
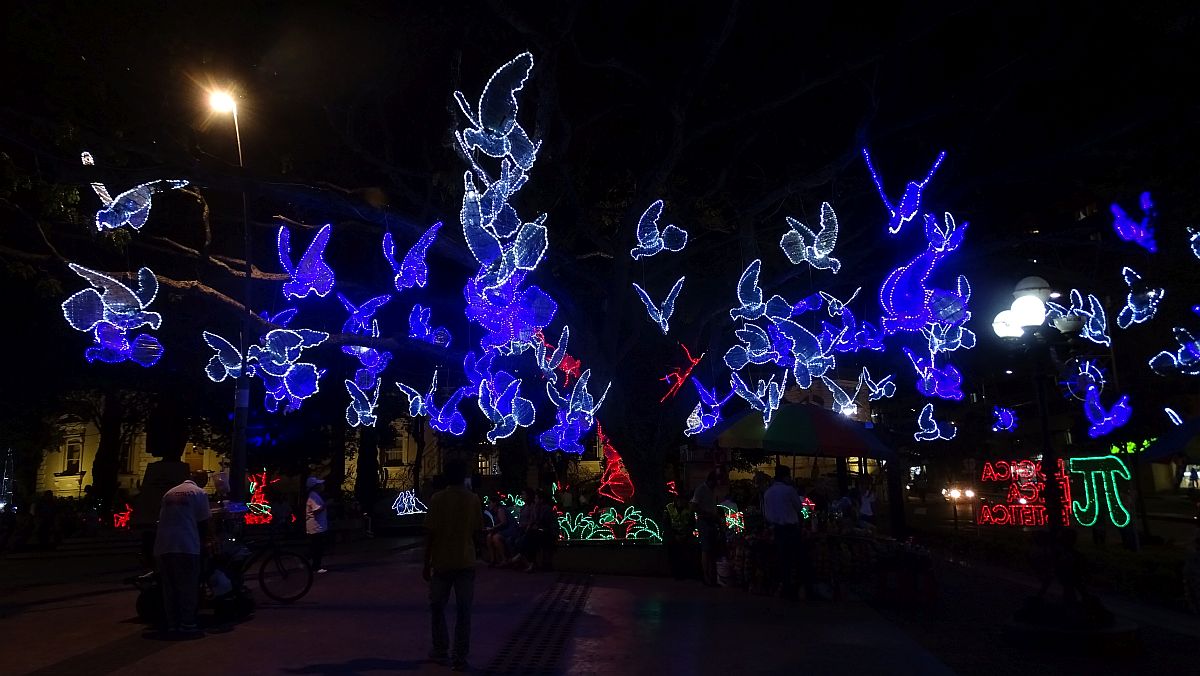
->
[2, 534, 1198, 675]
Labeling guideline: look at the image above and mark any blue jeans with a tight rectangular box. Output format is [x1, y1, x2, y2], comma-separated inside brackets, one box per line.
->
[430, 567, 475, 658]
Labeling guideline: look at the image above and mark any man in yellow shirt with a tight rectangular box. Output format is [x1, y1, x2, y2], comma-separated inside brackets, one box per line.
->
[423, 460, 482, 671]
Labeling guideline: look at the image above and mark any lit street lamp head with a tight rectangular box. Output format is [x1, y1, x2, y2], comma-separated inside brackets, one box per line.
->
[209, 90, 237, 114]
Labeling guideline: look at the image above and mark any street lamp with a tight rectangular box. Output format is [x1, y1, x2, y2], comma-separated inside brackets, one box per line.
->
[209, 88, 250, 502]
[992, 279, 1078, 533]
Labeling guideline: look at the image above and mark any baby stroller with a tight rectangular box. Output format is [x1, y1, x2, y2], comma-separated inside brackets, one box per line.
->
[128, 537, 256, 627]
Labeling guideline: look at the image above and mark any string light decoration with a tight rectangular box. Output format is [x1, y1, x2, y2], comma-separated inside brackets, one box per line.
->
[464, 270, 557, 354]
[1059, 357, 1106, 401]
[1083, 384, 1132, 438]
[729, 259, 792, 322]
[666, 481, 679, 496]
[428, 387, 469, 436]
[478, 371, 536, 443]
[992, 406, 1018, 432]
[540, 369, 610, 454]
[277, 224, 335, 299]
[463, 184, 550, 292]
[903, 347, 964, 400]
[719, 504, 746, 533]
[558, 512, 609, 541]
[202, 331, 253, 382]
[731, 370, 786, 427]
[923, 323, 976, 354]
[382, 221, 442, 291]
[1110, 192, 1157, 253]
[1189, 227, 1200, 260]
[630, 200, 688, 260]
[62, 264, 163, 366]
[819, 288, 861, 317]
[408, 304, 452, 348]
[81, 151, 188, 232]
[338, 293, 392, 390]
[1045, 289, 1110, 347]
[1149, 327, 1200, 376]
[248, 328, 328, 413]
[822, 374, 862, 416]
[345, 379, 381, 427]
[595, 506, 663, 542]
[392, 489, 428, 516]
[724, 323, 779, 372]
[244, 471, 281, 525]
[112, 503, 133, 529]
[532, 326, 570, 383]
[453, 51, 540, 171]
[914, 403, 956, 442]
[596, 424, 635, 504]
[684, 377, 735, 436]
[781, 202, 841, 272]
[397, 369, 439, 418]
[659, 343, 704, 403]
[860, 147, 946, 235]
[878, 213, 971, 335]
[1166, 407, 1184, 425]
[1116, 266, 1164, 329]
[632, 276, 686, 335]
[1068, 456, 1132, 528]
[861, 367, 897, 401]
[977, 459, 1072, 527]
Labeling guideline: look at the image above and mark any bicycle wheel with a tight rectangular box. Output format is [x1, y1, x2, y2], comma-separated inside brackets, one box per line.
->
[257, 549, 313, 603]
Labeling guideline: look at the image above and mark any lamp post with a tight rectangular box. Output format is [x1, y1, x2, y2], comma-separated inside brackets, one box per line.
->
[992, 277, 1079, 533]
[210, 89, 250, 502]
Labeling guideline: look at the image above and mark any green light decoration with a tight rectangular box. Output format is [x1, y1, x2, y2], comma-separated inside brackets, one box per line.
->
[557, 507, 663, 543]
[559, 512, 611, 541]
[1069, 456, 1132, 528]
[720, 504, 745, 533]
[1109, 438, 1155, 455]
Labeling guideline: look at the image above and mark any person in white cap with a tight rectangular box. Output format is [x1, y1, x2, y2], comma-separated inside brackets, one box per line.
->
[305, 476, 329, 573]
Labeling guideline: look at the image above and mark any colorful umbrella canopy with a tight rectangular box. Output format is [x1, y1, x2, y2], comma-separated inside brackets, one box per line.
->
[698, 403, 895, 460]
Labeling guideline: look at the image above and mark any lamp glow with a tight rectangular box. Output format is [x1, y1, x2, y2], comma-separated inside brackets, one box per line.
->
[992, 309, 1023, 338]
[1011, 295, 1047, 327]
[209, 91, 237, 113]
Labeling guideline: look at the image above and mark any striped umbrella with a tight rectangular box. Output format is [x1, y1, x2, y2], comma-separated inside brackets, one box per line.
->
[699, 403, 895, 460]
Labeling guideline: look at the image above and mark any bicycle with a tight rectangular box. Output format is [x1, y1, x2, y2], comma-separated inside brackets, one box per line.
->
[239, 533, 314, 603]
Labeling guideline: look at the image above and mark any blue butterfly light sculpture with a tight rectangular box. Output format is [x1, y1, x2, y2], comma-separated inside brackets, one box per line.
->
[81, 151, 188, 232]
[453, 52, 541, 171]
[861, 148, 946, 235]
[61, 264, 163, 367]
[277, 224, 335, 299]
[630, 200, 688, 260]
[992, 406, 1017, 432]
[383, 221, 442, 291]
[914, 404, 956, 441]
[781, 202, 841, 272]
[632, 276, 686, 335]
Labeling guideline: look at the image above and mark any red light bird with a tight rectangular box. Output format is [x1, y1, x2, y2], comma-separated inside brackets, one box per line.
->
[659, 343, 704, 403]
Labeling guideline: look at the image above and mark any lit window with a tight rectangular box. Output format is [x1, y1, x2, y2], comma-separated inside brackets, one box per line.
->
[64, 437, 83, 475]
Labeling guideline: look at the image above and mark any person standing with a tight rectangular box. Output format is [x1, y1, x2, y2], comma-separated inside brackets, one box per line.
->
[153, 471, 212, 636]
[857, 478, 877, 527]
[691, 471, 720, 586]
[764, 465, 810, 601]
[305, 477, 330, 573]
[424, 460, 482, 671]
[665, 492, 694, 580]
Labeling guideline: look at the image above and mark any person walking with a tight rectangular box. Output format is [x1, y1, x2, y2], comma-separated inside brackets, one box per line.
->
[424, 460, 483, 671]
[691, 471, 721, 586]
[763, 465, 811, 601]
[153, 471, 212, 637]
[305, 477, 330, 573]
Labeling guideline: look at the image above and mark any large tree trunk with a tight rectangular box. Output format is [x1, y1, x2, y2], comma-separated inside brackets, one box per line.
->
[409, 418, 426, 496]
[328, 415, 347, 494]
[355, 426, 380, 511]
[90, 392, 124, 512]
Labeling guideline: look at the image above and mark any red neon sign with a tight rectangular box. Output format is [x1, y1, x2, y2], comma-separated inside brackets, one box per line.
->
[977, 459, 1072, 527]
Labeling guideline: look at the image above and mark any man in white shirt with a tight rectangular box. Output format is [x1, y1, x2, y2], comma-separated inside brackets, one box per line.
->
[763, 465, 809, 601]
[306, 477, 330, 573]
[153, 471, 212, 635]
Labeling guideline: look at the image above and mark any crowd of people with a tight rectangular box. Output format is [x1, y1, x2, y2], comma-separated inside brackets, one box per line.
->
[664, 467, 882, 601]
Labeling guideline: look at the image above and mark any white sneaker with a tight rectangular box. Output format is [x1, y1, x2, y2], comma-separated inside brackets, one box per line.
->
[316, 568, 329, 574]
